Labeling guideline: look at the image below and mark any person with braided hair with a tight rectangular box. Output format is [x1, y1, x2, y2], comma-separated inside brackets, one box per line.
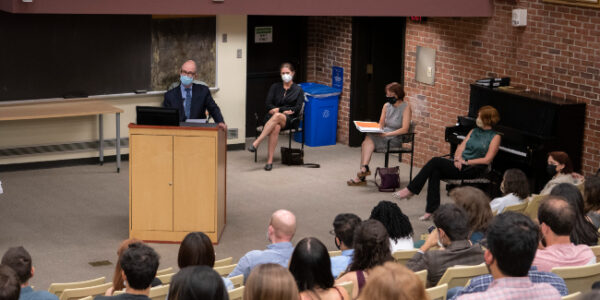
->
[369, 201, 414, 251]
[335, 220, 394, 299]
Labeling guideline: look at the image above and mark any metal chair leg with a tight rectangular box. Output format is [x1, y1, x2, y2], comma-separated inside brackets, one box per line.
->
[409, 153, 414, 183]
[384, 153, 389, 168]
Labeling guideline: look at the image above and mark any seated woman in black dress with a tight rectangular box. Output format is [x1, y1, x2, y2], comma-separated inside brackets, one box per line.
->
[393, 106, 501, 221]
[248, 62, 304, 171]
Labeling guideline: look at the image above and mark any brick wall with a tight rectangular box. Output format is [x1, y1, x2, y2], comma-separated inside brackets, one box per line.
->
[404, 0, 600, 174]
[306, 16, 353, 144]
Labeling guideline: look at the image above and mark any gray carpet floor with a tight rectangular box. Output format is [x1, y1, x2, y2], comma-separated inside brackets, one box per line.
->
[0, 139, 451, 289]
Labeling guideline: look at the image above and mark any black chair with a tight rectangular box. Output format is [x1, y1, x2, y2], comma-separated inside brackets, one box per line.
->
[374, 122, 416, 183]
[254, 102, 305, 163]
[439, 154, 500, 196]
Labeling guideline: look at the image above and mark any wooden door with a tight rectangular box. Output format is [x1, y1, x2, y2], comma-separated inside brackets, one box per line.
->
[130, 135, 173, 231]
[173, 135, 216, 232]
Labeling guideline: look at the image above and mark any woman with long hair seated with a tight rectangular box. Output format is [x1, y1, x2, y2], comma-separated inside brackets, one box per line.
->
[248, 62, 304, 171]
[450, 186, 494, 244]
[335, 220, 394, 299]
[550, 183, 599, 246]
[394, 105, 501, 221]
[347, 82, 412, 185]
[244, 263, 300, 300]
[584, 176, 600, 228]
[539, 151, 581, 195]
[369, 200, 414, 251]
[490, 168, 530, 213]
[288, 237, 349, 300]
[178, 232, 234, 290]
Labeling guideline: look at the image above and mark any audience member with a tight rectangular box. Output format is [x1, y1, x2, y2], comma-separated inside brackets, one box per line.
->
[450, 187, 493, 244]
[584, 176, 600, 228]
[105, 239, 162, 296]
[1, 247, 58, 300]
[550, 183, 599, 246]
[178, 232, 233, 290]
[452, 212, 566, 299]
[456, 212, 561, 300]
[406, 204, 484, 287]
[336, 220, 394, 299]
[243, 263, 299, 300]
[532, 196, 595, 272]
[229, 210, 296, 281]
[0, 265, 20, 300]
[329, 213, 361, 278]
[539, 151, 580, 195]
[490, 168, 529, 214]
[369, 201, 414, 251]
[168, 266, 228, 300]
[95, 243, 160, 300]
[288, 237, 349, 300]
[358, 262, 428, 300]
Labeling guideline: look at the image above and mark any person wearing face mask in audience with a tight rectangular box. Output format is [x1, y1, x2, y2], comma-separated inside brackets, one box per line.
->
[394, 106, 501, 221]
[248, 62, 304, 171]
[347, 82, 412, 186]
[538, 151, 582, 195]
[163, 60, 227, 130]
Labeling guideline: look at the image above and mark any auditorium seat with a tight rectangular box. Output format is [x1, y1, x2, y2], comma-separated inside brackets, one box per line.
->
[436, 263, 488, 289]
[335, 281, 353, 299]
[155, 273, 174, 284]
[415, 269, 428, 286]
[551, 263, 600, 294]
[502, 201, 528, 214]
[228, 286, 244, 300]
[214, 264, 237, 276]
[425, 283, 448, 300]
[155, 267, 173, 276]
[392, 249, 418, 265]
[562, 292, 581, 300]
[59, 282, 113, 300]
[229, 274, 244, 288]
[215, 257, 234, 267]
[48, 277, 106, 298]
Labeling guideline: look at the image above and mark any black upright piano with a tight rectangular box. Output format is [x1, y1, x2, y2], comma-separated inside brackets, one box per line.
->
[445, 84, 586, 193]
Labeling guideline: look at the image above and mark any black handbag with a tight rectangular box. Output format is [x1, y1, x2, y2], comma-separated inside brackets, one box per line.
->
[281, 147, 304, 165]
[374, 166, 400, 192]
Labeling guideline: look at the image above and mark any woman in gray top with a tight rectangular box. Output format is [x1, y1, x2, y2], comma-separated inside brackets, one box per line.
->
[348, 82, 412, 186]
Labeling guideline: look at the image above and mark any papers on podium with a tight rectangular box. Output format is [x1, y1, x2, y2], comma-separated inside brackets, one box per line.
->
[354, 121, 383, 133]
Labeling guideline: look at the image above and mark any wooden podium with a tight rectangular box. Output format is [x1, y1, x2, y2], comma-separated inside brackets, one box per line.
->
[128, 124, 226, 243]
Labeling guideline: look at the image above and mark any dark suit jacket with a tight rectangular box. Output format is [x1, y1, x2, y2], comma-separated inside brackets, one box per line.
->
[163, 83, 224, 123]
[406, 240, 485, 287]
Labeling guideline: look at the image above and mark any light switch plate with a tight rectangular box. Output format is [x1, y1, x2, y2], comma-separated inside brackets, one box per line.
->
[236, 49, 242, 58]
[416, 46, 436, 85]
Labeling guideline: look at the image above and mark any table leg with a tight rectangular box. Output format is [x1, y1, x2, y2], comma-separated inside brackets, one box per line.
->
[99, 114, 104, 166]
[116, 112, 121, 173]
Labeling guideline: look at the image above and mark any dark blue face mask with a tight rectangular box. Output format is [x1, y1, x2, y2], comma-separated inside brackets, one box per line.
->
[387, 97, 397, 104]
[546, 164, 557, 176]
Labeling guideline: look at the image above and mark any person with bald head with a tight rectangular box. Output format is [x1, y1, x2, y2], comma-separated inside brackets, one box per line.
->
[227, 209, 296, 282]
[163, 60, 226, 129]
[532, 195, 595, 272]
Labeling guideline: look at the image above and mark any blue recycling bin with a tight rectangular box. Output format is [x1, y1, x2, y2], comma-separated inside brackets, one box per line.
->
[294, 83, 342, 147]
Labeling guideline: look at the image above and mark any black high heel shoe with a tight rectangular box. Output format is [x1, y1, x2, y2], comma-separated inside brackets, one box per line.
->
[264, 164, 273, 171]
[247, 144, 257, 152]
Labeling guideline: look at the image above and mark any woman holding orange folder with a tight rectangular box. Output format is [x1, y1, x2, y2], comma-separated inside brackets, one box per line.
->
[347, 82, 412, 186]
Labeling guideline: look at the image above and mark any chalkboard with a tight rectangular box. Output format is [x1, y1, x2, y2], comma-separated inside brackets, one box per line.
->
[0, 12, 152, 101]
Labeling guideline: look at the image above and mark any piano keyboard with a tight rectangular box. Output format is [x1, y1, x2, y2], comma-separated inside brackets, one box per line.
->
[455, 135, 527, 157]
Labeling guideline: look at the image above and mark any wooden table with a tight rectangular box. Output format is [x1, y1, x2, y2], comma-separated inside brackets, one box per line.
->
[0, 100, 124, 172]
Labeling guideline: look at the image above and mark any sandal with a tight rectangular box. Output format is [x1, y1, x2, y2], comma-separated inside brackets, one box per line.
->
[357, 165, 371, 178]
[347, 178, 366, 186]
[392, 188, 414, 200]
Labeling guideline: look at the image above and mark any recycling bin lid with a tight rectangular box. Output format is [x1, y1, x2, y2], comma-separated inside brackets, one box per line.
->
[299, 82, 342, 98]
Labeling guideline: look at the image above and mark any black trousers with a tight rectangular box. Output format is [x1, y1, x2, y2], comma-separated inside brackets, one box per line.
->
[406, 157, 487, 213]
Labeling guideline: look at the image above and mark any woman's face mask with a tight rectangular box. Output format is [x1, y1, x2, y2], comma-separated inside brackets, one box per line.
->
[281, 73, 293, 83]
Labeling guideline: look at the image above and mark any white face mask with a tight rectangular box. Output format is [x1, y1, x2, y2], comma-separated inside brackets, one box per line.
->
[476, 118, 484, 128]
[281, 74, 293, 83]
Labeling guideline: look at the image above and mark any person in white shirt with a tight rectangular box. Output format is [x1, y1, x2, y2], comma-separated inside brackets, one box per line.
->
[369, 200, 414, 252]
[490, 169, 530, 214]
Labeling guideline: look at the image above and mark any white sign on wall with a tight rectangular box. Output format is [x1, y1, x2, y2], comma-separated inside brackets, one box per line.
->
[255, 26, 273, 43]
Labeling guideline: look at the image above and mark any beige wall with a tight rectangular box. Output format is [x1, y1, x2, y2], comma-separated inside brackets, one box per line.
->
[0, 15, 248, 165]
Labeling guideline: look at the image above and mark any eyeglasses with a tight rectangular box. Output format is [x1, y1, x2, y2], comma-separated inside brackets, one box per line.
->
[181, 70, 196, 76]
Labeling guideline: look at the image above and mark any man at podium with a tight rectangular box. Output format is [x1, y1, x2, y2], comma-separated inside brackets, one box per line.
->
[163, 60, 227, 130]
